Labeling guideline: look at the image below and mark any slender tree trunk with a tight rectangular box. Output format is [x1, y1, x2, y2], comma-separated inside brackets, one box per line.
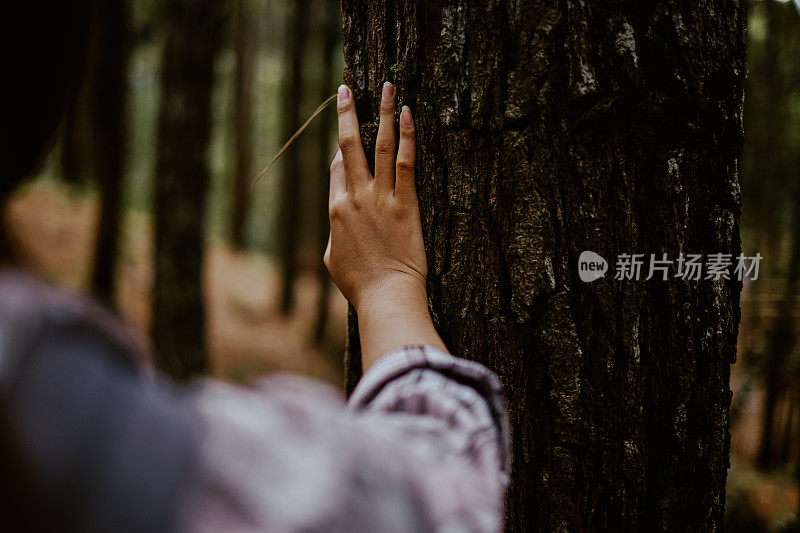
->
[153, 0, 226, 381]
[756, 0, 797, 472]
[277, 0, 309, 315]
[777, 398, 796, 464]
[313, 0, 339, 343]
[797, 393, 800, 518]
[758, 0, 784, 262]
[230, 0, 254, 250]
[341, 2, 745, 530]
[758, 382, 779, 469]
[90, 0, 127, 307]
[758, 163, 800, 469]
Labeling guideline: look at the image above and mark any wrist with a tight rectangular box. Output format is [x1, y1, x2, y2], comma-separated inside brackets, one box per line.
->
[353, 273, 429, 318]
[353, 274, 447, 371]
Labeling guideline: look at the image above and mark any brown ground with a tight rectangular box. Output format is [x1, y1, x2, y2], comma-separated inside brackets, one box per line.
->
[4, 179, 348, 388]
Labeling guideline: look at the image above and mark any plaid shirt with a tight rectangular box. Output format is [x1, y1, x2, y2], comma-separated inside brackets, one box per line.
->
[1, 271, 509, 532]
[181, 345, 510, 532]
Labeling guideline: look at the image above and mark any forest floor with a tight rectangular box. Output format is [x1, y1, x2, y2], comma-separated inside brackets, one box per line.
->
[4, 179, 798, 530]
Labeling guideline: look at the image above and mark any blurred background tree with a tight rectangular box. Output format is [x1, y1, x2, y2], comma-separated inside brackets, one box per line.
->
[731, 0, 800, 529]
[313, 0, 339, 344]
[230, 0, 255, 251]
[276, 0, 309, 315]
[90, 0, 129, 307]
[152, 0, 228, 380]
[1, 0, 797, 529]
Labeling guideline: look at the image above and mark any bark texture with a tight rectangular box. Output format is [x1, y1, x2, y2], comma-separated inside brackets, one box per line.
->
[153, 0, 226, 380]
[341, 1, 745, 531]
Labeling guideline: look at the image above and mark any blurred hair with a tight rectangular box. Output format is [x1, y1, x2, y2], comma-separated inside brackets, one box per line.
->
[1, 1, 92, 202]
[0, 3, 92, 520]
[1, 1, 91, 261]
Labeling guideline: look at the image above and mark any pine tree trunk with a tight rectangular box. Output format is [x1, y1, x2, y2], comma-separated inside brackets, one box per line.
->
[230, 0, 254, 250]
[277, 0, 309, 315]
[755, 0, 797, 472]
[153, 0, 226, 381]
[90, 0, 127, 307]
[758, 155, 800, 469]
[341, 1, 745, 530]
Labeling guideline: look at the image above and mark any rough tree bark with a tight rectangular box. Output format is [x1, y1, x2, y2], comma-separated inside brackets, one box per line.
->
[277, 0, 309, 315]
[341, 1, 745, 531]
[90, 0, 127, 307]
[230, 0, 254, 250]
[153, 0, 226, 380]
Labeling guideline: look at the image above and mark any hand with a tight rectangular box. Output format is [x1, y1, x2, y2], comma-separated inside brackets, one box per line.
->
[324, 82, 447, 369]
[324, 82, 427, 311]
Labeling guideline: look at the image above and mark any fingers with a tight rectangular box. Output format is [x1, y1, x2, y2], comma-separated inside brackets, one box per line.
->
[329, 149, 346, 203]
[336, 85, 370, 189]
[395, 106, 417, 201]
[336, 83, 415, 199]
[374, 82, 396, 192]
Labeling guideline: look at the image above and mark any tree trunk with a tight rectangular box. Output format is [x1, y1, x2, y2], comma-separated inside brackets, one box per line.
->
[776, 397, 796, 465]
[90, 0, 127, 307]
[341, 2, 745, 531]
[755, 0, 799, 472]
[757, 161, 800, 469]
[797, 392, 800, 518]
[153, 0, 226, 381]
[313, 0, 339, 343]
[230, 0, 254, 250]
[277, 0, 309, 315]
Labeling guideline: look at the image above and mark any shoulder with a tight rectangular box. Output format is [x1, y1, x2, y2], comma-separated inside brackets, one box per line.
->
[0, 269, 150, 386]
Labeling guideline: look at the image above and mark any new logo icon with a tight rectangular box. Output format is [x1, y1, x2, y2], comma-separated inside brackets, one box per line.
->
[578, 251, 608, 283]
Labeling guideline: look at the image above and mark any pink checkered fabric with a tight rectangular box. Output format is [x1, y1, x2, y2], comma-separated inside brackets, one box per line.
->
[181, 345, 510, 532]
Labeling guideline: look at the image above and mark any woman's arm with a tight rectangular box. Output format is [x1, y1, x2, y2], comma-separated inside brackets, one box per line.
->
[185, 92, 510, 530]
[324, 82, 446, 370]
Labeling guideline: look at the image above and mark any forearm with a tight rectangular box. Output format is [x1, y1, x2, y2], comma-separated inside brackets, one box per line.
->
[326, 83, 446, 372]
[355, 276, 447, 371]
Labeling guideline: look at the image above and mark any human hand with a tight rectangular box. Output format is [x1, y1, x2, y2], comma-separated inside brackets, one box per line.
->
[324, 82, 428, 312]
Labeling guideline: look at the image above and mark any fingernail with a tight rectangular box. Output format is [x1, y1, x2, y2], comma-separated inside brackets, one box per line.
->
[401, 106, 412, 127]
[382, 81, 395, 100]
[338, 84, 350, 103]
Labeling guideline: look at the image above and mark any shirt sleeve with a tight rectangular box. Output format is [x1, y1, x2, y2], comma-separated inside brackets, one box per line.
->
[347, 345, 510, 531]
[180, 345, 510, 533]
